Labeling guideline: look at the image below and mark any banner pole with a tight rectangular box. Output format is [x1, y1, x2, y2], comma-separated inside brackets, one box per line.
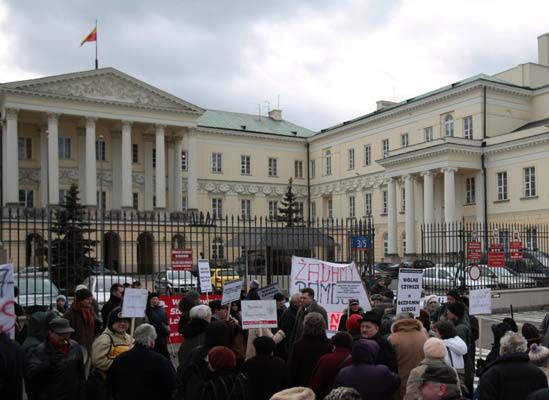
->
[95, 19, 98, 70]
[478, 316, 483, 360]
[130, 317, 135, 339]
[206, 292, 209, 302]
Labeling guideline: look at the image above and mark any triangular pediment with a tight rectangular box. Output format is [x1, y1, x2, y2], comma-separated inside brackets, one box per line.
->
[1, 68, 204, 114]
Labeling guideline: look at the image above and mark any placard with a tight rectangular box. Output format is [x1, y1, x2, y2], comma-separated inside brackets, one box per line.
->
[241, 300, 278, 329]
[172, 248, 193, 271]
[334, 281, 363, 300]
[221, 279, 243, 305]
[488, 243, 505, 267]
[466, 241, 482, 261]
[396, 268, 424, 317]
[257, 283, 281, 300]
[198, 259, 213, 293]
[121, 288, 148, 318]
[0, 264, 15, 338]
[510, 241, 523, 260]
[469, 288, 492, 315]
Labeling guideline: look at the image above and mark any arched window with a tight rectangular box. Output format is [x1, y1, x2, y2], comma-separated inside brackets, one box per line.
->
[212, 237, 224, 260]
[172, 234, 185, 249]
[137, 232, 154, 274]
[444, 114, 454, 137]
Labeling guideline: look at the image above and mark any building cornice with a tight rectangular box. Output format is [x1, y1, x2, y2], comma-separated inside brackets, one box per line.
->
[484, 131, 549, 155]
[195, 125, 308, 144]
[310, 171, 386, 197]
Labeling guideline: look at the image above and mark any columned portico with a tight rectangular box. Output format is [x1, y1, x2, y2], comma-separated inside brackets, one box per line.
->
[387, 178, 398, 255]
[422, 171, 434, 224]
[173, 134, 184, 211]
[475, 170, 485, 225]
[144, 135, 154, 210]
[155, 124, 166, 209]
[404, 174, 416, 255]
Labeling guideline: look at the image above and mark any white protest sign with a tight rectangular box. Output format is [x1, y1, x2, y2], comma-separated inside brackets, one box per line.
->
[257, 283, 281, 300]
[121, 288, 149, 318]
[0, 264, 15, 338]
[396, 268, 424, 317]
[334, 281, 363, 300]
[469, 288, 492, 315]
[198, 259, 213, 293]
[241, 300, 278, 329]
[221, 279, 243, 305]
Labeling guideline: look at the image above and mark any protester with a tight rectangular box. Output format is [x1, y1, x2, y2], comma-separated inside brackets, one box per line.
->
[360, 311, 398, 373]
[270, 387, 315, 400]
[324, 387, 362, 400]
[432, 289, 460, 322]
[0, 328, 24, 400]
[13, 286, 27, 343]
[145, 292, 170, 358]
[24, 318, 85, 400]
[178, 290, 201, 333]
[288, 288, 328, 350]
[101, 283, 124, 330]
[106, 323, 176, 400]
[52, 294, 68, 317]
[242, 336, 287, 400]
[309, 331, 353, 399]
[334, 339, 400, 399]
[230, 300, 242, 325]
[245, 324, 285, 360]
[434, 320, 467, 393]
[75, 283, 102, 321]
[524, 323, 542, 349]
[345, 313, 362, 341]
[338, 299, 363, 331]
[419, 363, 464, 400]
[277, 293, 301, 360]
[22, 311, 56, 352]
[541, 312, 549, 347]
[478, 331, 548, 400]
[131, 281, 142, 289]
[200, 346, 250, 400]
[209, 300, 230, 321]
[424, 295, 440, 319]
[288, 311, 333, 386]
[446, 301, 473, 394]
[246, 279, 261, 300]
[484, 321, 514, 365]
[529, 343, 549, 382]
[178, 304, 211, 365]
[389, 314, 428, 399]
[274, 292, 287, 323]
[370, 276, 390, 295]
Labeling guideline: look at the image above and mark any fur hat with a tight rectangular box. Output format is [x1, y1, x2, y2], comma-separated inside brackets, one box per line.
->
[270, 387, 316, 400]
[447, 301, 466, 319]
[423, 337, 447, 359]
[207, 346, 236, 370]
[75, 288, 93, 303]
[346, 313, 362, 332]
[324, 387, 362, 400]
[529, 343, 549, 366]
[424, 295, 439, 307]
[361, 311, 382, 327]
[446, 289, 461, 302]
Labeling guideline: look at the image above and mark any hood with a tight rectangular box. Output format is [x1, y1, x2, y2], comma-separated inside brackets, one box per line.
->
[26, 311, 47, 339]
[352, 339, 380, 364]
[391, 318, 424, 334]
[444, 336, 468, 356]
[181, 318, 209, 338]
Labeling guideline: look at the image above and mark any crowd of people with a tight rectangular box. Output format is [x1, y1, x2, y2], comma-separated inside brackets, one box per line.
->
[1, 277, 549, 399]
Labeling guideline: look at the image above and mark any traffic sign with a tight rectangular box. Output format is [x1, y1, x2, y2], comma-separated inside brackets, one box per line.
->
[468, 265, 481, 281]
[351, 236, 371, 251]
[172, 248, 193, 271]
[466, 241, 482, 261]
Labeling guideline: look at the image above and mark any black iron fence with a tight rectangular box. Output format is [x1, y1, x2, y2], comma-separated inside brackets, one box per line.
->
[1, 207, 374, 310]
[420, 221, 549, 294]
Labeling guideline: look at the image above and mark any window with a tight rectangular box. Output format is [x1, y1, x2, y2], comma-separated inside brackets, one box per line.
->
[96, 140, 106, 161]
[383, 233, 388, 256]
[463, 116, 473, 139]
[297, 202, 304, 219]
[365, 192, 372, 216]
[466, 177, 476, 204]
[152, 148, 156, 169]
[59, 190, 68, 205]
[268, 158, 278, 177]
[310, 160, 316, 179]
[212, 198, 223, 219]
[382, 139, 390, 158]
[526, 228, 538, 250]
[364, 145, 371, 166]
[327, 198, 333, 219]
[325, 150, 332, 175]
[58, 137, 72, 159]
[382, 190, 388, 214]
[181, 151, 187, 171]
[153, 195, 156, 208]
[269, 201, 278, 220]
[96, 191, 106, 209]
[403, 234, 407, 255]
[212, 153, 222, 173]
[401, 133, 409, 148]
[182, 196, 187, 211]
[348, 149, 355, 170]
[311, 201, 316, 219]
[497, 172, 508, 201]
[295, 160, 304, 178]
[349, 196, 356, 218]
[132, 192, 139, 210]
[18, 137, 32, 160]
[212, 238, 224, 260]
[401, 187, 406, 212]
[424, 127, 433, 142]
[444, 114, 454, 137]
[241, 155, 251, 175]
[132, 144, 139, 164]
[241, 199, 251, 220]
[524, 167, 536, 197]
[19, 189, 34, 208]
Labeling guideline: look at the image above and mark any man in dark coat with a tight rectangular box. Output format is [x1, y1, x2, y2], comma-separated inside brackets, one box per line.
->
[446, 301, 474, 394]
[359, 311, 398, 373]
[107, 323, 176, 400]
[478, 331, 548, 400]
[178, 290, 200, 334]
[276, 293, 301, 360]
[101, 283, 124, 329]
[0, 330, 24, 400]
[288, 288, 328, 353]
[24, 318, 85, 400]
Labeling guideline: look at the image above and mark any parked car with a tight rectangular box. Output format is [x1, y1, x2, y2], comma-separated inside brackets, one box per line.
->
[15, 275, 61, 311]
[486, 266, 537, 289]
[390, 259, 436, 280]
[81, 275, 134, 305]
[422, 266, 500, 292]
[211, 268, 240, 292]
[508, 251, 549, 285]
[154, 269, 197, 294]
[17, 266, 49, 277]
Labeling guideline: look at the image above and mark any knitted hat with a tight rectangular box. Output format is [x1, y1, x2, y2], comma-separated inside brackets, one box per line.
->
[529, 343, 549, 366]
[75, 288, 93, 303]
[423, 337, 447, 359]
[270, 387, 316, 400]
[207, 346, 236, 370]
[324, 387, 362, 400]
[424, 295, 439, 307]
[446, 289, 461, 302]
[346, 313, 362, 332]
[56, 294, 67, 303]
[522, 323, 541, 347]
[447, 301, 466, 319]
[108, 307, 130, 331]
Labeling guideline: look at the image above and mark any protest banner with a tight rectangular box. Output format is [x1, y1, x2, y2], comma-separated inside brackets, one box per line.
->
[0, 264, 15, 338]
[121, 288, 149, 318]
[334, 281, 363, 300]
[396, 268, 424, 317]
[257, 283, 281, 300]
[469, 288, 492, 315]
[241, 300, 278, 329]
[198, 259, 213, 294]
[221, 279, 243, 305]
[172, 248, 193, 271]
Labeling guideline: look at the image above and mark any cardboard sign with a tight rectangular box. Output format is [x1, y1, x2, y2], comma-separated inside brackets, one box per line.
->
[396, 268, 424, 317]
[488, 243, 505, 268]
[469, 288, 492, 315]
[334, 281, 363, 300]
[198, 259, 213, 293]
[121, 288, 149, 318]
[0, 264, 15, 338]
[257, 283, 281, 300]
[241, 300, 278, 329]
[221, 279, 243, 305]
[466, 241, 482, 261]
[510, 241, 523, 260]
[172, 249, 193, 271]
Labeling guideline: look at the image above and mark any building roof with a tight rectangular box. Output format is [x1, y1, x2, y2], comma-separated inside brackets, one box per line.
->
[512, 117, 549, 132]
[197, 109, 315, 138]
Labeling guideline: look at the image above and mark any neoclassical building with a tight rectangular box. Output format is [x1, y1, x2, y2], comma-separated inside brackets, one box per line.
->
[4, 34, 549, 261]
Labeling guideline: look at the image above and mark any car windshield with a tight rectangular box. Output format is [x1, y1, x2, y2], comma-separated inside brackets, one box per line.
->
[218, 269, 237, 277]
[17, 278, 59, 296]
[96, 276, 133, 291]
[167, 270, 193, 280]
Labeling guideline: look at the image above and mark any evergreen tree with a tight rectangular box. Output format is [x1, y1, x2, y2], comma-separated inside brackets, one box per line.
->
[277, 178, 304, 227]
[49, 184, 97, 293]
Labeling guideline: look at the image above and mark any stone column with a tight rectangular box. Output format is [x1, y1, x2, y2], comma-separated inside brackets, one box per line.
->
[187, 131, 198, 210]
[475, 170, 485, 225]
[111, 131, 122, 210]
[40, 126, 48, 207]
[47, 113, 59, 205]
[3, 109, 19, 205]
[166, 140, 175, 211]
[404, 174, 416, 255]
[387, 178, 398, 255]
[173, 134, 184, 211]
[84, 117, 97, 206]
[155, 125, 166, 209]
[422, 171, 434, 224]
[144, 136, 154, 210]
[121, 120, 133, 208]
[443, 167, 457, 223]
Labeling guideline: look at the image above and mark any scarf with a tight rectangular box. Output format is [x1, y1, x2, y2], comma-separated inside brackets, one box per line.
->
[73, 301, 95, 330]
[48, 333, 70, 357]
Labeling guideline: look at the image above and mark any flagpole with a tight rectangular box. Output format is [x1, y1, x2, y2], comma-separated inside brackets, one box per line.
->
[95, 19, 98, 70]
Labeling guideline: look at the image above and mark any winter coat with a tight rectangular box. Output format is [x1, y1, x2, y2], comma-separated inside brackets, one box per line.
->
[335, 339, 400, 400]
[63, 305, 102, 350]
[0, 333, 24, 400]
[288, 334, 333, 387]
[404, 358, 461, 400]
[338, 307, 363, 331]
[101, 296, 122, 330]
[309, 347, 352, 399]
[242, 354, 287, 400]
[245, 327, 285, 360]
[173, 345, 212, 400]
[370, 331, 399, 373]
[388, 318, 428, 400]
[91, 328, 133, 378]
[540, 313, 549, 347]
[200, 370, 250, 400]
[528, 388, 549, 400]
[106, 343, 176, 400]
[443, 336, 467, 369]
[22, 311, 49, 352]
[277, 303, 299, 360]
[178, 318, 209, 365]
[146, 305, 170, 356]
[289, 301, 328, 349]
[24, 337, 85, 400]
[478, 352, 548, 400]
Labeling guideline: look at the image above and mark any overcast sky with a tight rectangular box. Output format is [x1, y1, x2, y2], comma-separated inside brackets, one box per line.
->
[1, 0, 548, 131]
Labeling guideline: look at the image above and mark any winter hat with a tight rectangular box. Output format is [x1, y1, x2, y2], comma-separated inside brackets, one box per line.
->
[349, 299, 359, 306]
[492, 322, 513, 346]
[270, 387, 316, 400]
[75, 288, 93, 303]
[361, 310, 382, 327]
[424, 295, 439, 307]
[522, 323, 541, 347]
[503, 317, 519, 333]
[207, 346, 236, 370]
[56, 294, 67, 303]
[421, 363, 458, 385]
[324, 387, 362, 400]
[178, 290, 200, 312]
[446, 289, 461, 302]
[423, 337, 447, 359]
[75, 284, 89, 292]
[447, 301, 466, 319]
[107, 307, 130, 331]
[346, 313, 362, 332]
[529, 343, 549, 366]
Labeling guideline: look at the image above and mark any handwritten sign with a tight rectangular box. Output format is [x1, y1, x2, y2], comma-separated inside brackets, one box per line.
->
[198, 259, 213, 293]
[334, 281, 363, 300]
[257, 283, 281, 300]
[221, 279, 243, 305]
[0, 264, 15, 337]
[121, 288, 148, 318]
[241, 300, 278, 329]
[396, 268, 424, 317]
[469, 288, 492, 315]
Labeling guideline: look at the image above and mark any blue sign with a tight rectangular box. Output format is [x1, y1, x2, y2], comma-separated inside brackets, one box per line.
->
[351, 236, 370, 251]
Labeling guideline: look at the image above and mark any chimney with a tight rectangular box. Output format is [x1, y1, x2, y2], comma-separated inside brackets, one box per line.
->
[376, 100, 397, 110]
[538, 33, 549, 66]
[268, 109, 283, 121]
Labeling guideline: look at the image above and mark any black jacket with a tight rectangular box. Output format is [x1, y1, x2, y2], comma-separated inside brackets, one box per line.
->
[101, 296, 122, 330]
[178, 318, 209, 365]
[146, 306, 170, 344]
[173, 345, 212, 400]
[0, 333, 24, 400]
[276, 304, 298, 360]
[288, 335, 333, 387]
[24, 337, 85, 400]
[478, 352, 548, 400]
[242, 354, 287, 400]
[106, 343, 176, 400]
[528, 388, 549, 400]
[200, 370, 250, 400]
[370, 332, 398, 373]
[337, 307, 363, 332]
